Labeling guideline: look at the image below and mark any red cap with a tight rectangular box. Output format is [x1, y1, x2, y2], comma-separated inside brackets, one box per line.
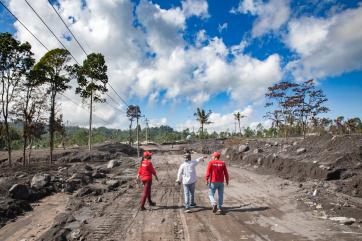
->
[212, 151, 221, 158]
[143, 151, 153, 158]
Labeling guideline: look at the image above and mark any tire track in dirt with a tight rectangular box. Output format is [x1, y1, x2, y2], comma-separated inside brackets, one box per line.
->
[124, 156, 186, 241]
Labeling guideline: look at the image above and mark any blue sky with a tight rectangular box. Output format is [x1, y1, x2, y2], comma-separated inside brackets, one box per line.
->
[1, 0, 362, 131]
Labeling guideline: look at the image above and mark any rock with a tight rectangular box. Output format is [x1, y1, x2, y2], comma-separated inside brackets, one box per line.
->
[238, 145, 250, 153]
[92, 170, 106, 179]
[253, 148, 262, 154]
[75, 187, 93, 197]
[257, 157, 263, 165]
[70, 229, 82, 239]
[84, 165, 93, 171]
[221, 148, 229, 156]
[106, 180, 120, 190]
[293, 141, 298, 146]
[97, 197, 103, 202]
[296, 148, 306, 155]
[9, 184, 30, 200]
[31, 174, 51, 189]
[273, 142, 278, 146]
[264, 143, 271, 148]
[312, 189, 318, 196]
[329, 217, 356, 225]
[316, 204, 322, 209]
[107, 160, 120, 169]
[331, 136, 337, 142]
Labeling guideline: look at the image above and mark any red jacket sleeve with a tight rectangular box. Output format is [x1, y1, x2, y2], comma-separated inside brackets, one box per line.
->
[149, 162, 157, 176]
[205, 161, 212, 181]
[223, 163, 229, 183]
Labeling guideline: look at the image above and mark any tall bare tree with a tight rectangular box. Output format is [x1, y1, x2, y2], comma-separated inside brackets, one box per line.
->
[0, 33, 34, 165]
[74, 53, 108, 150]
[32, 48, 72, 163]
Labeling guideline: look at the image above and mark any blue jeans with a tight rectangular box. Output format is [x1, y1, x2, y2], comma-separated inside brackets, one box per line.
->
[183, 182, 196, 208]
[208, 182, 224, 209]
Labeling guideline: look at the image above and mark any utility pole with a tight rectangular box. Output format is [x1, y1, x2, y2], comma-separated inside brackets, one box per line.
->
[145, 118, 149, 144]
[127, 105, 141, 157]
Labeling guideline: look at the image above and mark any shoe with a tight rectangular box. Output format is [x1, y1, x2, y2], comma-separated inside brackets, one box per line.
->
[185, 208, 191, 213]
[216, 209, 223, 215]
[140, 206, 146, 211]
[190, 203, 197, 207]
[212, 204, 217, 213]
[149, 201, 156, 206]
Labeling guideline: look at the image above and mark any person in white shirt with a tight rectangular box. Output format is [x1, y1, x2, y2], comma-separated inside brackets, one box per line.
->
[176, 150, 206, 213]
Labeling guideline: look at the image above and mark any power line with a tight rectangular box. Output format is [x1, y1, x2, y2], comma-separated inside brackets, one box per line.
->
[59, 93, 109, 124]
[0, 0, 49, 51]
[24, 0, 80, 64]
[48, 1, 88, 56]
[47, 0, 129, 107]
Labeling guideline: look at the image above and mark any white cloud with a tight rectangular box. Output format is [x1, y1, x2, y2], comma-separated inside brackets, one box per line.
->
[8, 0, 281, 129]
[181, 0, 209, 19]
[285, 5, 362, 80]
[231, 0, 291, 37]
[218, 22, 228, 33]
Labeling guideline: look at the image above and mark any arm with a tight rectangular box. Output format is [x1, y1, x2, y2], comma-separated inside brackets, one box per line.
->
[176, 164, 184, 184]
[149, 163, 158, 181]
[205, 161, 212, 183]
[194, 156, 206, 165]
[223, 164, 229, 185]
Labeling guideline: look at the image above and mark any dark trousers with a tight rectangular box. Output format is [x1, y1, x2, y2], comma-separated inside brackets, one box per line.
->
[141, 180, 153, 207]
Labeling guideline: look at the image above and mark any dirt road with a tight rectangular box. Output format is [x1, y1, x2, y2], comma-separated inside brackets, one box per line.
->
[1, 154, 361, 241]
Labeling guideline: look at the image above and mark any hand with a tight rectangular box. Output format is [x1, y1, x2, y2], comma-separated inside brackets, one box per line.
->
[176, 181, 181, 185]
[226, 181, 229, 186]
[206, 181, 209, 186]
[155, 176, 159, 182]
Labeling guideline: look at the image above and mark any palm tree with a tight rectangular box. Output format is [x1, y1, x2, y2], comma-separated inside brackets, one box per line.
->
[234, 112, 246, 136]
[194, 108, 212, 139]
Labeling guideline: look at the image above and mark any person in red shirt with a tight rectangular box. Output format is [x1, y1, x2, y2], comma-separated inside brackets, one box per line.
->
[137, 151, 158, 210]
[205, 151, 229, 214]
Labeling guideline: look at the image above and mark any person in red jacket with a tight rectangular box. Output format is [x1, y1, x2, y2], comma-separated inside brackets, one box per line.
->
[205, 151, 229, 214]
[137, 151, 158, 210]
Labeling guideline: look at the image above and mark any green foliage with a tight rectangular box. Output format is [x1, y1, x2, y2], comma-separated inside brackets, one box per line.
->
[74, 53, 108, 102]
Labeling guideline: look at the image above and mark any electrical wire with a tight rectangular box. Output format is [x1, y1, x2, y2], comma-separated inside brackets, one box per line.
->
[47, 0, 129, 107]
[0, 0, 49, 51]
[24, 0, 80, 64]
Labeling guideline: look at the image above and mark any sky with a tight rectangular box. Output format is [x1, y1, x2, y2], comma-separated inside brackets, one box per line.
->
[1, 0, 362, 133]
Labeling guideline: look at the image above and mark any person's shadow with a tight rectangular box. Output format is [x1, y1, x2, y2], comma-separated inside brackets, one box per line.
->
[186, 205, 269, 214]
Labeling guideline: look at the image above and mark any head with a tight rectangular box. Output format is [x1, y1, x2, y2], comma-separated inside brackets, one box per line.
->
[143, 151, 153, 160]
[212, 151, 221, 160]
[184, 150, 191, 161]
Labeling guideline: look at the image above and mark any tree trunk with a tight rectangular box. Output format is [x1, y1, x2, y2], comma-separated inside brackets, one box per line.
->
[5, 119, 12, 166]
[49, 93, 56, 164]
[238, 120, 242, 137]
[88, 90, 93, 150]
[22, 136, 27, 166]
[129, 119, 133, 145]
[28, 138, 33, 164]
[136, 116, 139, 158]
[201, 124, 204, 140]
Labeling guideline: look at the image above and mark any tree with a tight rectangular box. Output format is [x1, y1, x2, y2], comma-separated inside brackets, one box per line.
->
[194, 108, 212, 139]
[32, 48, 72, 163]
[234, 112, 246, 136]
[345, 117, 361, 134]
[334, 116, 345, 134]
[265, 81, 298, 138]
[243, 127, 255, 137]
[74, 53, 108, 150]
[0, 33, 34, 165]
[13, 75, 47, 165]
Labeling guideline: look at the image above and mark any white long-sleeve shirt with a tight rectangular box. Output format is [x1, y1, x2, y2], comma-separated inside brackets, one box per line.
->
[176, 157, 204, 185]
